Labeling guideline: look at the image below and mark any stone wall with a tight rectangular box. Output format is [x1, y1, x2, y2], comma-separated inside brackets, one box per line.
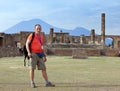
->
[72, 49, 88, 59]
[104, 49, 119, 56]
[47, 48, 119, 57]
[0, 47, 20, 57]
[47, 48, 72, 56]
[0, 47, 119, 57]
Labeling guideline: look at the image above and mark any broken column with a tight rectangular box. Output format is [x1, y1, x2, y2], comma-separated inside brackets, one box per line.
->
[101, 13, 105, 47]
[70, 37, 73, 43]
[49, 28, 54, 43]
[59, 35, 63, 43]
[80, 35, 85, 44]
[59, 30, 63, 43]
[90, 29, 95, 44]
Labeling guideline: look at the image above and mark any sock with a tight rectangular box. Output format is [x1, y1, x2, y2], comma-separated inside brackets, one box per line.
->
[46, 80, 50, 84]
[31, 81, 34, 83]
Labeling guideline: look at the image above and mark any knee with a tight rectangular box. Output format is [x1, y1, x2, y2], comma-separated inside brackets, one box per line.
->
[42, 68, 47, 72]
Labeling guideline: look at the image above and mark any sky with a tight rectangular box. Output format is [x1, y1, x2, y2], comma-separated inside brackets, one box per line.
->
[0, 0, 120, 35]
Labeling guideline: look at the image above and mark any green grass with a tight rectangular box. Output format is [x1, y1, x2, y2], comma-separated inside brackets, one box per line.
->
[0, 56, 120, 91]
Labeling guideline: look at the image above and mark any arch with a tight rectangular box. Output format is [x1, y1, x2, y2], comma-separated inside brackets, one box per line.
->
[105, 37, 113, 48]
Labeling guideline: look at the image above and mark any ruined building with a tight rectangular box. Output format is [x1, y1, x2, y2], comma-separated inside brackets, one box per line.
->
[0, 13, 120, 57]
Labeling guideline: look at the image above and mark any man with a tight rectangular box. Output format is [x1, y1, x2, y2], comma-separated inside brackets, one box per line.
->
[26, 24, 55, 88]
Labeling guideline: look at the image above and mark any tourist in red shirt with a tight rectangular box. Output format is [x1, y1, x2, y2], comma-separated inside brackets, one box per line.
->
[26, 24, 55, 88]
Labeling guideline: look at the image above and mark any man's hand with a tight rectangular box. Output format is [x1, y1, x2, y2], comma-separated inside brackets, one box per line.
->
[43, 57, 47, 62]
[28, 52, 32, 58]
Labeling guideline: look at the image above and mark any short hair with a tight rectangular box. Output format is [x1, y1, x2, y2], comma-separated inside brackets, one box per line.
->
[34, 24, 41, 28]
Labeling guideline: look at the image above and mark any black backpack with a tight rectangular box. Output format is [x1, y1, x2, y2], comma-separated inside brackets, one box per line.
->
[23, 33, 35, 66]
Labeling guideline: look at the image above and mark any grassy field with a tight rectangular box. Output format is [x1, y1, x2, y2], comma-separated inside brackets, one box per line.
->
[0, 56, 120, 91]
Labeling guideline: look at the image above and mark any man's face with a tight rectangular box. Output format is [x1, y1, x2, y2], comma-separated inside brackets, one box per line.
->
[35, 25, 41, 33]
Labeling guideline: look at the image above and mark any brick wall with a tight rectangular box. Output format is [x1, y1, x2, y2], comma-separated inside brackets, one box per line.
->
[47, 48, 119, 57]
[0, 47, 20, 57]
[0, 47, 119, 57]
[105, 49, 119, 56]
[47, 48, 72, 56]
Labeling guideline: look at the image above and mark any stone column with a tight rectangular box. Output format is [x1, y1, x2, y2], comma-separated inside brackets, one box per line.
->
[80, 35, 85, 44]
[50, 28, 54, 43]
[59, 35, 63, 43]
[60, 30, 63, 43]
[70, 37, 73, 43]
[101, 13, 105, 46]
[91, 29, 95, 44]
[80, 36, 83, 44]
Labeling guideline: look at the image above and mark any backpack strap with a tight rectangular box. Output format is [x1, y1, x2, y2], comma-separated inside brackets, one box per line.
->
[29, 32, 35, 52]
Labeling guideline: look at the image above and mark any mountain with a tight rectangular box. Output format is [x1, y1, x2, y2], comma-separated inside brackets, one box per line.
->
[4, 19, 90, 36]
[70, 27, 90, 36]
[4, 19, 56, 34]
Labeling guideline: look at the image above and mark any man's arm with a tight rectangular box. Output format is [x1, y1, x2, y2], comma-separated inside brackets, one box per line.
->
[43, 45, 47, 56]
[26, 39, 32, 57]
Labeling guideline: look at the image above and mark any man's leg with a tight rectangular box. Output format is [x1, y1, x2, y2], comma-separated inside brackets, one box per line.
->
[30, 68, 36, 88]
[29, 53, 37, 88]
[37, 56, 55, 87]
[42, 69, 48, 81]
[30, 68, 34, 82]
[42, 69, 55, 87]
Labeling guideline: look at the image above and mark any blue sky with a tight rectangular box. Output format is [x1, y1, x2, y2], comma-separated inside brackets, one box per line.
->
[0, 0, 120, 35]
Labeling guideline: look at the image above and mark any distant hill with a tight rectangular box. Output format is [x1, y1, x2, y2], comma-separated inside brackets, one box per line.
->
[70, 27, 90, 36]
[4, 19, 90, 36]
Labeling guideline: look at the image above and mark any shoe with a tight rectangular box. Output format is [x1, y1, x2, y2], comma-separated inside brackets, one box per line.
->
[46, 82, 55, 87]
[31, 82, 36, 88]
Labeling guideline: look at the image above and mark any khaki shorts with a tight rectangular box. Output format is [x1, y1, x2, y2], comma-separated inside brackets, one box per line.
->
[29, 53, 46, 70]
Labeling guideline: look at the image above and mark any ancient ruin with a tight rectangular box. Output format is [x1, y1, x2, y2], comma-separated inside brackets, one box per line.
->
[0, 13, 120, 57]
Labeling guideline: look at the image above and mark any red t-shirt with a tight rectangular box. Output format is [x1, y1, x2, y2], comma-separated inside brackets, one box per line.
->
[27, 33, 44, 53]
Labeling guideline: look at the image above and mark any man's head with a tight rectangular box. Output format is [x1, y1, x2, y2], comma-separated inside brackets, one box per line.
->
[35, 24, 41, 34]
